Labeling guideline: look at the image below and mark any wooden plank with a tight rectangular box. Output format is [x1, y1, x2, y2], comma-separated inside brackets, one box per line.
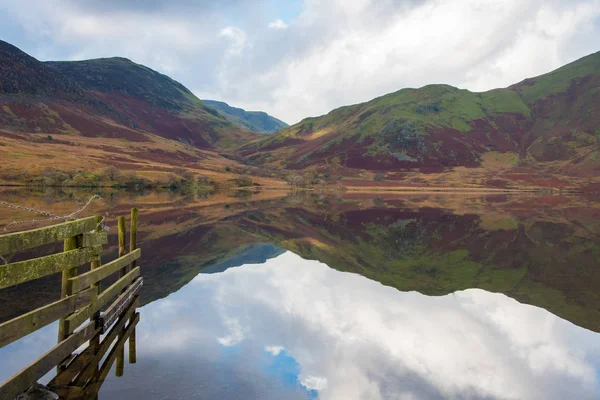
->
[0, 216, 97, 256]
[0, 321, 99, 400]
[64, 267, 140, 334]
[0, 287, 97, 348]
[52, 386, 83, 400]
[116, 216, 127, 377]
[81, 232, 108, 248]
[50, 298, 138, 388]
[82, 313, 139, 398]
[0, 246, 103, 290]
[68, 249, 141, 294]
[100, 278, 143, 333]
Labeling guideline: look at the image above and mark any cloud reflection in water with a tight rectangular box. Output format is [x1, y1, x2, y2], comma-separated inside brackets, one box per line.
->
[99, 251, 599, 399]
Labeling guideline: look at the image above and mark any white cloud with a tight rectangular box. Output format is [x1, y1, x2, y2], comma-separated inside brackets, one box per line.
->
[3, 252, 598, 399]
[268, 19, 288, 29]
[300, 375, 328, 391]
[1, 0, 599, 124]
[264, 345, 284, 355]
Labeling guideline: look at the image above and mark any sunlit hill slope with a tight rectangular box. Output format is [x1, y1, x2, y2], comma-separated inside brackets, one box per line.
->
[240, 51, 600, 191]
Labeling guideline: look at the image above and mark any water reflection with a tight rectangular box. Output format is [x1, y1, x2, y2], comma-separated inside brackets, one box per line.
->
[98, 252, 600, 399]
[2, 188, 600, 398]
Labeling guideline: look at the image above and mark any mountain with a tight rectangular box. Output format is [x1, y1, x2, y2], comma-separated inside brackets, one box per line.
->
[202, 99, 288, 133]
[0, 40, 260, 150]
[240, 51, 600, 191]
[0, 40, 290, 188]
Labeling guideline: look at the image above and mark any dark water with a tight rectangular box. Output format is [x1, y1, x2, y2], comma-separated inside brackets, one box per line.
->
[1, 189, 600, 399]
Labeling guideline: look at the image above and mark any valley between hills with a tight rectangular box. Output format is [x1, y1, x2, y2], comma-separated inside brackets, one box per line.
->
[0, 39, 599, 192]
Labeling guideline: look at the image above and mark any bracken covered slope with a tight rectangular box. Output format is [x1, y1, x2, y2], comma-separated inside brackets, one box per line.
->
[240, 51, 600, 190]
[0, 40, 291, 188]
[0, 40, 259, 151]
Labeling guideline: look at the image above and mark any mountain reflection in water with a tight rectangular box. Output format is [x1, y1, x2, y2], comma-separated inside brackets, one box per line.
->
[1, 189, 599, 399]
[103, 252, 599, 399]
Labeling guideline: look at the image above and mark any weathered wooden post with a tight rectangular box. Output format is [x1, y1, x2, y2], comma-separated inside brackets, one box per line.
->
[116, 216, 126, 377]
[0, 213, 141, 399]
[58, 234, 78, 342]
[128, 208, 138, 364]
[90, 216, 103, 400]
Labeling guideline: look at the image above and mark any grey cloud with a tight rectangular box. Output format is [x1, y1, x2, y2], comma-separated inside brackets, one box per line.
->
[0, 0, 599, 123]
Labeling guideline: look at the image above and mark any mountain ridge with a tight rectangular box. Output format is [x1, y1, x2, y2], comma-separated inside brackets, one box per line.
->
[0, 40, 259, 150]
[201, 99, 288, 133]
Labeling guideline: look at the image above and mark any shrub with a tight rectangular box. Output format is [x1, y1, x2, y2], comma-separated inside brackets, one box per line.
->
[374, 173, 385, 182]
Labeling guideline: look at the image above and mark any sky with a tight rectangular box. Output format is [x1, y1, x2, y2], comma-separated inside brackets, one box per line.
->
[0, 0, 599, 124]
[2, 252, 599, 399]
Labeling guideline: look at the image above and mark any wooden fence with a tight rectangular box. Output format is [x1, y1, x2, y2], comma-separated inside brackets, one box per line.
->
[0, 209, 142, 400]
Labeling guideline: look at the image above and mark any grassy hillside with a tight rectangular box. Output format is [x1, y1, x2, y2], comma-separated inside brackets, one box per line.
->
[240, 51, 600, 191]
[0, 40, 260, 151]
[0, 40, 288, 187]
[202, 99, 288, 133]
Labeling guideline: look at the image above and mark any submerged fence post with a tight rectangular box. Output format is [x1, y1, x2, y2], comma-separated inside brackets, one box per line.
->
[128, 208, 138, 364]
[116, 216, 126, 377]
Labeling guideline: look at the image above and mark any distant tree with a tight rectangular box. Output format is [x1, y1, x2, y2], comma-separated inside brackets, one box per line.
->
[167, 174, 180, 188]
[104, 166, 120, 181]
[47, 135, 53, 141]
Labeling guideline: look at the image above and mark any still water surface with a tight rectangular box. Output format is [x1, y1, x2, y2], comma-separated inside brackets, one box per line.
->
[0, 188, 599, 399]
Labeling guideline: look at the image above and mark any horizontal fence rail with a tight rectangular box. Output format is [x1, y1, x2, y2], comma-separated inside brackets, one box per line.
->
[0, 216, 98, 256]
[0, 208, 142, 400]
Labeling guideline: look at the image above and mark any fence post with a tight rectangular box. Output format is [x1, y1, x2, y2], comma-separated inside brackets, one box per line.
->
[128, 208, 138, 364]
[90, 216, 103, 400]
[116, 216, 126, 377]
[57, 224, 80, 373]
[57, 232, 79, 342]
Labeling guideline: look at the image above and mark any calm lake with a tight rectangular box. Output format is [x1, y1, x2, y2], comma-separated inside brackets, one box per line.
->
[1, 188, 599, 399]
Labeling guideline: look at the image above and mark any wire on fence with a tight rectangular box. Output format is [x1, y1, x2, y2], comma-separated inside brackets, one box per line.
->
[0, 195, 108, 233]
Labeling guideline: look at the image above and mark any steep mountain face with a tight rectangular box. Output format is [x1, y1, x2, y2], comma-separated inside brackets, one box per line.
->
[0, 41, 83, 97]
[240, 52, 600, 190]
[202, 99, 288, 133]
[0, 40, 259, 150]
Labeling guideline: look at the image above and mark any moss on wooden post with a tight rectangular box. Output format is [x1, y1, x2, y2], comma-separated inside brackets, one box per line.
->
[58, 234, 78, 342]
[116, 216, 126, 377]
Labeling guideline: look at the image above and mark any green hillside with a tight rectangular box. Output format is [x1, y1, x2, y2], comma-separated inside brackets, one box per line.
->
[240, 51, 600, 189]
